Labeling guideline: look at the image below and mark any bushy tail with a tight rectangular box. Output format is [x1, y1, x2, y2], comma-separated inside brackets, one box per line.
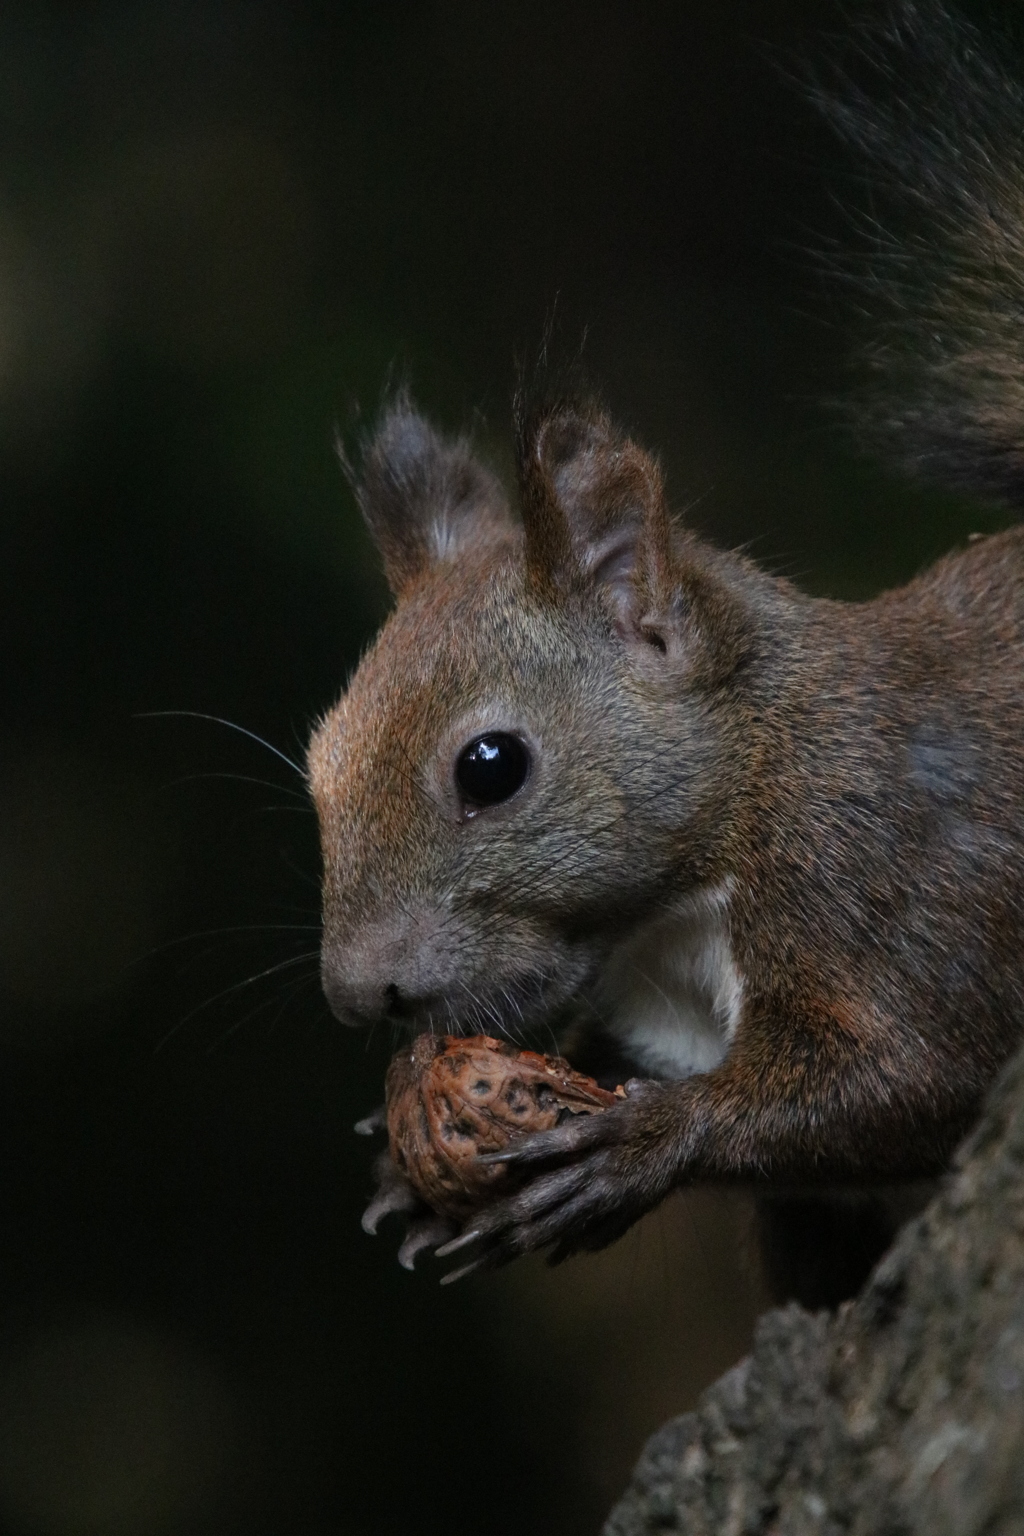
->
[812, 1, 1024, 506]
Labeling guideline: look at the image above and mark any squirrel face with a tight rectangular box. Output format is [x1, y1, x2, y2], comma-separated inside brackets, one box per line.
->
[308, 395, 752, 1033]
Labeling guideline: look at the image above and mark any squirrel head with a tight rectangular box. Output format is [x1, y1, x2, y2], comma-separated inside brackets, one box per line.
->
[307, 391, 753, 1032]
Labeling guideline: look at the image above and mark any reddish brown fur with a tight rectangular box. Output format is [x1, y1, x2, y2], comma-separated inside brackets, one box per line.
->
[309, 4, 1024, 1291]
[309, 389, 1024, 1288]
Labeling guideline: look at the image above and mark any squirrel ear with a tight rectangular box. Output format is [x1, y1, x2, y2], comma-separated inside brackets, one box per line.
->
[349, 395, 513, 595]
[515, 399, 673, 628]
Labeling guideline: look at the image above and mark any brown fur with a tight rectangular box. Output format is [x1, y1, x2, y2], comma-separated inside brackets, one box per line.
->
[308, 3, 1024, 1293]
[308, 391, 1024, 1285]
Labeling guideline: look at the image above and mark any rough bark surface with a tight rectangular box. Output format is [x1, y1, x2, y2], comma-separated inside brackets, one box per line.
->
[604, 1045, 1024, 1536]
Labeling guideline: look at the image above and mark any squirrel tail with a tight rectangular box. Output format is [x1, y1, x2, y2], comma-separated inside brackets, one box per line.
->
[812, 1, 1024, 506]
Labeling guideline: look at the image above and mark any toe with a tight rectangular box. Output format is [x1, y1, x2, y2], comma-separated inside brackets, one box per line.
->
[398, 1214, 456, 1270]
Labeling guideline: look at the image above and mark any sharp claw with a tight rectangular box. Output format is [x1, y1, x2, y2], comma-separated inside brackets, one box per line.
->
[362, 1179, 419, 1235]
[477, 1122, 602, 1168]
[435, 1228, 485, 1258]
[361, 1204, 385, 1236]
[439, 1256, 487, 1285]
[398, 1216, 455, 1271]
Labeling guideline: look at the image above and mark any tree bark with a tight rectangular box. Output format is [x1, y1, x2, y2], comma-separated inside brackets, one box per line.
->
[604, 1044, 1024, 1536]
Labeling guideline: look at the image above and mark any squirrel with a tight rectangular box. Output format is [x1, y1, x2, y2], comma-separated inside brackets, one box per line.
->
[306, 0, 1024, 1303]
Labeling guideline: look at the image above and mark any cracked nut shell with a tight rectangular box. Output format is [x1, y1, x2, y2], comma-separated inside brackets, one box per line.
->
[385, 1033, 624, 1220]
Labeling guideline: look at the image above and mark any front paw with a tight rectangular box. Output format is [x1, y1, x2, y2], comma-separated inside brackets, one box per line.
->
[361, 1148, 460, 1269]
[435, 1079, 673, 1280]
[358, 1116, 461, 1270]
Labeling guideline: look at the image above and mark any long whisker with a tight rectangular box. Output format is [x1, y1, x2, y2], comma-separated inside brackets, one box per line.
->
[460, 982, 509, 1040]
[134, 923, 323, 966]
[262, 972, 326, 1042]
[137, 710, 305, 778]
[153, 951, 321, 1052]
[278, 849, 322, 891]
[207, 969, 322, 1052]
[156, 771, 310, 802]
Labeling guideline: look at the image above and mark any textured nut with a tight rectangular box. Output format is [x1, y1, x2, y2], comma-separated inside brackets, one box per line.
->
[385, 1033, 624, 1219]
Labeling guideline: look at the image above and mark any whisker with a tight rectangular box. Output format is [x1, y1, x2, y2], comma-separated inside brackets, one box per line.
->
[264, 973, 325, 1040]
[134, 923, 322, 967]
[461, 982, 508, 1040]
[278, 849, 322, 891]
[155, 771, 310, 802]
[137, 710, 305, 778]
[153, 951, 321, 1052]
[207, 970, 322, 1052]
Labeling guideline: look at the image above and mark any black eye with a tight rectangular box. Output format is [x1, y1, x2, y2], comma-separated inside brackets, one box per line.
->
[456, 733, 530, 810]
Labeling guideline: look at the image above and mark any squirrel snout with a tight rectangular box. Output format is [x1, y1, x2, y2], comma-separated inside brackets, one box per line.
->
[320, 962, 423, 1028]
[319, 905, 458, 1028]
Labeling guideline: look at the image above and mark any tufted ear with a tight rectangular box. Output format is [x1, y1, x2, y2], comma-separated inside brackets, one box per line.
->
[348, 395, 514, 595]
[515, 396, 674, 636]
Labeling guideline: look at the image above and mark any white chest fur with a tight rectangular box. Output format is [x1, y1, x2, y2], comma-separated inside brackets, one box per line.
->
[596, 883, 744, 1080]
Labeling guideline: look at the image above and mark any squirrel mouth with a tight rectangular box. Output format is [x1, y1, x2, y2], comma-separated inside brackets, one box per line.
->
[386, 965, 583, 1044]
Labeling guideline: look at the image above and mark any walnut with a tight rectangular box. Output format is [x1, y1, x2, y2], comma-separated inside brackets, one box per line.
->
[385, 1033, 624, 1220]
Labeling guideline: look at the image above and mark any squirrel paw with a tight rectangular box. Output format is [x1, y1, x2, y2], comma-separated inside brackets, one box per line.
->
[396, 1212, 459, 1270]
[434, 1079, 672, 1279]
[361, 1148, 422, 1234]
[354, 1104, 388, 1136]
[356, 1105, 416, 1235]
[360, 1145, 459, 1268]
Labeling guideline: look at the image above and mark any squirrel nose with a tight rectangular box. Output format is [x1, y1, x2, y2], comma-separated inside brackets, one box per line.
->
[320, 950, 425, 1027]
[319, 902, 458, 1026]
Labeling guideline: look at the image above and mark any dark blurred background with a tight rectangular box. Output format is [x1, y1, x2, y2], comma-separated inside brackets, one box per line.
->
[0, 2, 1015, 1533]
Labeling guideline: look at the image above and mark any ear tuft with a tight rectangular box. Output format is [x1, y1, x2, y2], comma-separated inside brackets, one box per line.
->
[347, 392, 512, 594]
[514, 392, 672, 624]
